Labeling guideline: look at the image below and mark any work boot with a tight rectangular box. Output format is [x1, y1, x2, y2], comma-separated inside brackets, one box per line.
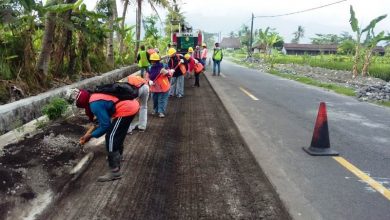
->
[158, 113, 165, 118]
[97, 169, 121, 182]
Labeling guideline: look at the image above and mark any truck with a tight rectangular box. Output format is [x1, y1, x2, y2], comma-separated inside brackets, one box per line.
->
[171, 24, 203, 54]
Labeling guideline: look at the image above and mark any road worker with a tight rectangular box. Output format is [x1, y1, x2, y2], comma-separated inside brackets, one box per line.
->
[212, 42, 223, 76]
[184, 53, 197, 85]
[186, 47, 194, 79]
[146, 53, 173, 118]
[70, 89, 139, 182]
[167, 48, 185, 98]
[127, 75, 149, 132]
[194, 45, 202, 62]
[201, 43, 208, 70]
[137, 45, 150, 78]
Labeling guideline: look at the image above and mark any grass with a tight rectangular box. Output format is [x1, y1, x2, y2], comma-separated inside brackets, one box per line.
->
[268, 69, 356, 96]
[228, 57, 356, 96]
[377, 101, 390, 107]
[269, 54, 390, 81]
[226, 51, 390, 81]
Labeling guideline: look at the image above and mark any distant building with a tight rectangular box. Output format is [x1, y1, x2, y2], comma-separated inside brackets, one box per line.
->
[220, 37, 241, 50]
[282, 43, 385, 56]
[282, 43, 338, 55]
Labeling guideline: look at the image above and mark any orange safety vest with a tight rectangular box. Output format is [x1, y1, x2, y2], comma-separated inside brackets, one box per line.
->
[146, 72, 171, 93]
[89, 93, 139, 118]
[128, 75, 147, 88]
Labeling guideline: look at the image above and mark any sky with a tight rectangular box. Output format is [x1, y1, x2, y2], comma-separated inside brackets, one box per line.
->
[83, 0, 390, 43]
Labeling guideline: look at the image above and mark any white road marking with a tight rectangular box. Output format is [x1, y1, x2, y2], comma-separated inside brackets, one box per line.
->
[239, 87, 259, 101]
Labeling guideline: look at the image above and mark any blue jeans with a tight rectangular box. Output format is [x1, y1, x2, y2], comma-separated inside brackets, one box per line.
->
[201, 58, 207, 70]
[213, 60, 221, 75]
[140, 67, 148, 78]
[169, 75, 184, 96]
[152, 92, 169, 113]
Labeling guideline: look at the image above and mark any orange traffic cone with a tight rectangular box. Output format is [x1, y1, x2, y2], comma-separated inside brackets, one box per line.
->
[303, 102, 339, 156]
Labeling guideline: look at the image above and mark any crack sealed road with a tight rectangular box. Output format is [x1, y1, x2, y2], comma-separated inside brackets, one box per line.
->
[39, 75, 290, 220]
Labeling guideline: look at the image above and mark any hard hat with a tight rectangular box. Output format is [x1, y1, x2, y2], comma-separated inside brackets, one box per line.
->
[150, 53, 161, 61]
[202, 43, 207, 47]
[168, 48, 177, 56]
[188, 47, 194, 53]
[184, 53, 191, 60]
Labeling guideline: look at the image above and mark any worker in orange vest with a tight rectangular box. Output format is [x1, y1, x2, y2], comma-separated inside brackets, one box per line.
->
[146, 53, 173, 118]
[201, 43, 208, 70]
[72, 89, 139, 182]
[127, 75, 149, 132]
[184, 53, 198, 85]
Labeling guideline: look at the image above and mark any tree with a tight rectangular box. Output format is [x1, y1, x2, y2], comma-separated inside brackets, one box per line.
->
[164, 0, 185, 43]
[337, 39, 356, 55]
[255, 27, 283, 56]
[36, 0, 58, 85]
[291, 25, 304, 44]
[51, 0, 78, 77]
[361, 32, 390, 76]
[349, 5, 387, 78]
[107, 0, 117, 67]
[135, 0, 168, 57]
[119, 0, 130, 55]
[311, 34, 340, 45]
[239, 24, 250, 51]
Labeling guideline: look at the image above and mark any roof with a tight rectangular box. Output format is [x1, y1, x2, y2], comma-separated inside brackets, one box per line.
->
[283, 43, 337, 51]
[283, 43, 385, 53]
[220, 37, 241, 49]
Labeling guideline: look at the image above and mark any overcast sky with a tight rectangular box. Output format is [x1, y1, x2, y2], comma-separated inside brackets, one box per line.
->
[83, 0, 390, 43]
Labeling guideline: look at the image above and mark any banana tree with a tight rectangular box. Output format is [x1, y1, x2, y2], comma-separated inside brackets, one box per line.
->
[349, 5, 387, 78]
[361, 31, 390, 76]
[36, 0, 83, 84]
[256, 27, 283, 56]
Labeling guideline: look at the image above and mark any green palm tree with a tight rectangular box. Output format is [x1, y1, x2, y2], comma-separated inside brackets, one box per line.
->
[134, 0, 168, 57]
[291, 26, 304, 44]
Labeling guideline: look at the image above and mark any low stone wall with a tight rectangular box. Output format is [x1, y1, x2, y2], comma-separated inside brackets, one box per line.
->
[0, 65, 138, 134]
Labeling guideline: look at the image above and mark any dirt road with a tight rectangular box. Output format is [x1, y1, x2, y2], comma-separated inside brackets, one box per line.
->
[39, 75, 289, 220]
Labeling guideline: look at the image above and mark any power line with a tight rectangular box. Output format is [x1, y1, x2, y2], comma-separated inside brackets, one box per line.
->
[255, 0, 347, 18]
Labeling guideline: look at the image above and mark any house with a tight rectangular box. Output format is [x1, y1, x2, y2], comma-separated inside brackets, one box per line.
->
[282, 43, 386, 56]
[220, 37, 241, 50]
[282, 43, 338, 55]
[252, 43, 267, 53]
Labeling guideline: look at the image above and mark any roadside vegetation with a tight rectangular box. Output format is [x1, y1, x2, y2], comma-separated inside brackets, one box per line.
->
[226, 50, 390, 81]
[0, 0, 185, 104]
[227, 5, 390, 82]
[225, 5, 390, 104]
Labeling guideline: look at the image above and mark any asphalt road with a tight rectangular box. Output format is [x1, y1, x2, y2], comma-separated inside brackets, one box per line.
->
[205, 60, 390, 220]
[39, 76, 289, 220]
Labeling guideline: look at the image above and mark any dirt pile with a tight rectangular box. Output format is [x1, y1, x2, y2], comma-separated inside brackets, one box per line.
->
[0, 116, 89, 220]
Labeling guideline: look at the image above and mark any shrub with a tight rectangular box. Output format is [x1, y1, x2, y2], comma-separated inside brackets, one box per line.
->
[42, 97, 68, 120]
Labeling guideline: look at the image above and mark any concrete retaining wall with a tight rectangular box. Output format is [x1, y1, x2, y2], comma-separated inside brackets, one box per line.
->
[0, 65, 138, 134]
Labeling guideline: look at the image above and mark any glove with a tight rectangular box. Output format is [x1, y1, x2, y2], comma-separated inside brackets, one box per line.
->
[180, 59, 184, 63]
[148, 80, 154, 86]
[169, 69, 175, 74]
[194, 59, 199, 64]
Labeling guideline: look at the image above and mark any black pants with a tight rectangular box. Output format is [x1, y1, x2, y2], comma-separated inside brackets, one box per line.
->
[105, 116, 134, 168]
[194, 73, 200, 87]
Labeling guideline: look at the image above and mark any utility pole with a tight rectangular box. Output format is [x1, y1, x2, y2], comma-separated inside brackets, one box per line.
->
[249, 13, 254, 57]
